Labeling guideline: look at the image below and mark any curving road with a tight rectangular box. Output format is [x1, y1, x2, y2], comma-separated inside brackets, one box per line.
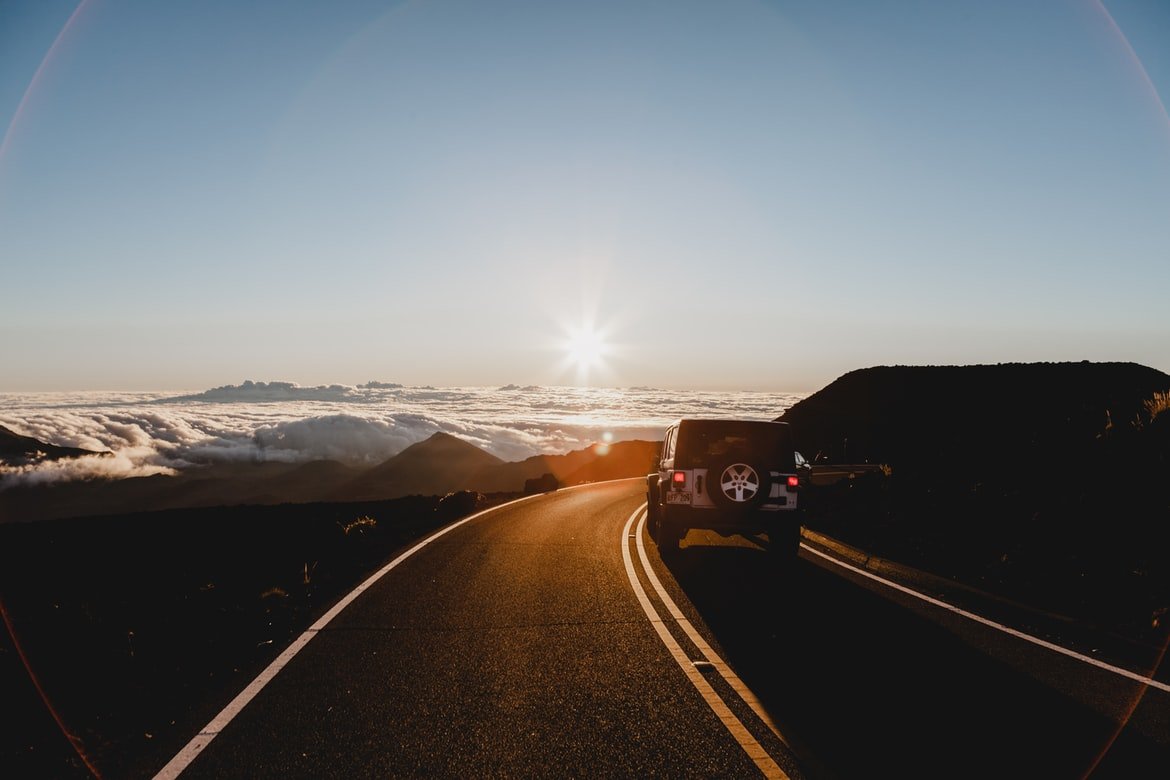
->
[155, 479, 802, 778]
[154, 478, 1170, 779]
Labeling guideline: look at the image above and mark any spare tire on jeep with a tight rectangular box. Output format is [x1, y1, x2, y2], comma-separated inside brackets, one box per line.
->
[708, 459, 771, 512]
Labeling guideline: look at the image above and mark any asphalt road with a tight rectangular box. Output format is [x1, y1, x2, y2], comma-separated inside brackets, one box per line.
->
[155, 479, 801, 779]
[151, 478, 1169, 779]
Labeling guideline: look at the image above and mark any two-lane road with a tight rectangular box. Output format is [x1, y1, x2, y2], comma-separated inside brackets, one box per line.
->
[156, 478, 1170, 779]
[159, 479, 803, 778]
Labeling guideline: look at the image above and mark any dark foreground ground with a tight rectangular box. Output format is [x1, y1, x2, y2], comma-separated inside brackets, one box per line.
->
[0, 491, 518, 779]
[4, 478, 1170, 779]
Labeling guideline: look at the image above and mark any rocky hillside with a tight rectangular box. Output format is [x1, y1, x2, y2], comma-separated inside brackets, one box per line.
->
[776, 361, 1170, 468]
[777, 361, 1170, 642]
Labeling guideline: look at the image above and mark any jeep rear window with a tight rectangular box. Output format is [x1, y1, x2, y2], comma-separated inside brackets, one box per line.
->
[675, 420, 794, 469]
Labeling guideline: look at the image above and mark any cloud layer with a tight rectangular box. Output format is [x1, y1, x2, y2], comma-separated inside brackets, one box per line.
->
[0, 382, 805, 487]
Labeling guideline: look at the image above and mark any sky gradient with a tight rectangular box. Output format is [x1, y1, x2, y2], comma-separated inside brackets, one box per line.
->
[3, 0, 1169, 392]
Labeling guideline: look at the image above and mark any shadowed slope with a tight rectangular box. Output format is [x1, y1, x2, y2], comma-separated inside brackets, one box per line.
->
[335, 435, 662, 501]
[338, 432, 506, 501]
[0, 424, 106, 466]
[777, 361, 1170, 467]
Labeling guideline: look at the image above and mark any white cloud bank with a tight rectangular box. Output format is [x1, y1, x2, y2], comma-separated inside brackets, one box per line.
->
[0, 382, 805, 487]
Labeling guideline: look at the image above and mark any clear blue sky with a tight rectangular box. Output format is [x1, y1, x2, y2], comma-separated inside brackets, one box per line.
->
[2, 0, 1168, 392]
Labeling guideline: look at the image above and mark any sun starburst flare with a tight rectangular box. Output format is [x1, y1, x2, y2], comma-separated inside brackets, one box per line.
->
[564, 325, 610, 374]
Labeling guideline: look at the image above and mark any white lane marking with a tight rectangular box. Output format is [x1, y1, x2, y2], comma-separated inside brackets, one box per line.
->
[620, 508, 789, 779]
[155, 492, 547, 780]
[800, 543, 1170, 694]
[633, 506, 790, 748]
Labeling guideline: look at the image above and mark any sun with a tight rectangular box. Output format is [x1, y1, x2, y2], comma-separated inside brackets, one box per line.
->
[564, 325, 610, 374]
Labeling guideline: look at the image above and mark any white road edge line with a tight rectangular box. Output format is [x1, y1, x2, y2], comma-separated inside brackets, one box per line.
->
[800, 542, 1170, 693]
[632, 505, 789, 748]
[620, 507, 789, 780]
[154, 492, 547, 780]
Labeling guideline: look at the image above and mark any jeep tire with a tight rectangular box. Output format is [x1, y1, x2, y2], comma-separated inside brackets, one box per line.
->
[645, 476, 662, 537]
[655, 509, 684, 559]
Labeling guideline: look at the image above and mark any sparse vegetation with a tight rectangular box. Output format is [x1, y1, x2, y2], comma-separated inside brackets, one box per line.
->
[339, 514, 377, 535]
[1143, 391, 1170, 423]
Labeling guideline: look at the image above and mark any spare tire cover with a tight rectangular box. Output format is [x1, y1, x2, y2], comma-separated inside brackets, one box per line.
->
[709, 460, 771, 511]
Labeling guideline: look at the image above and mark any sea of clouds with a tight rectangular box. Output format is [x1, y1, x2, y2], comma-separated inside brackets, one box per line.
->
[0, 381, 806, 487]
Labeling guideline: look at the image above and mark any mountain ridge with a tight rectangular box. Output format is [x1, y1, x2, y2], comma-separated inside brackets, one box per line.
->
[776, 360, 1170, 466]
[0, 424, 108, 466]
[0, 432, 661, 523]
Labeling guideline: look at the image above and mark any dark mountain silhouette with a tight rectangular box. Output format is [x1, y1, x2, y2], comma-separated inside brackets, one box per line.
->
[339, 432, 506, 501]
[0, 424, 107, 466]
[778, 361, 1170, 640]
[777, 361, 1170, 470]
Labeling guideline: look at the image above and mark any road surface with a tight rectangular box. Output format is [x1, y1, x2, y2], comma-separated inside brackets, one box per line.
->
[154, 478, 1170, 778]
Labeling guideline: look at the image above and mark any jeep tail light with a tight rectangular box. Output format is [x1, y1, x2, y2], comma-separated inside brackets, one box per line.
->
[787, 475, 799, 489]
[672, 471, 687, 487]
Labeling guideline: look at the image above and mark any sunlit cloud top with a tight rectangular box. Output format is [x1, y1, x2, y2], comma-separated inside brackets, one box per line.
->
[0, 381, 805, 487]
